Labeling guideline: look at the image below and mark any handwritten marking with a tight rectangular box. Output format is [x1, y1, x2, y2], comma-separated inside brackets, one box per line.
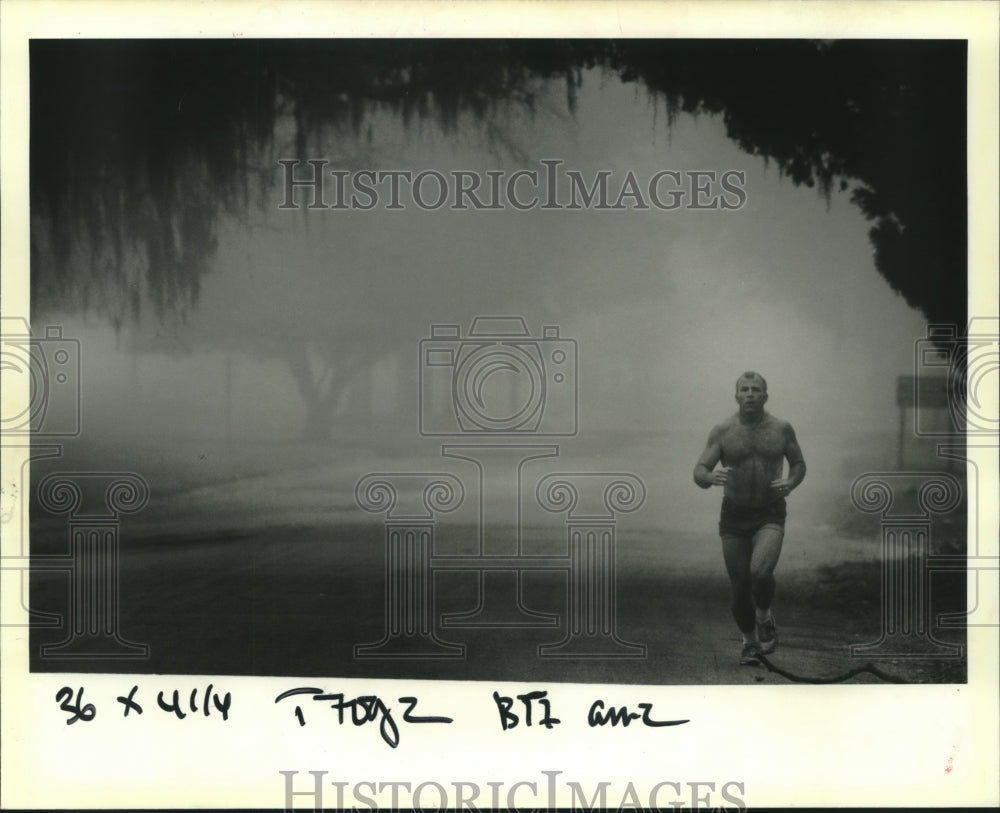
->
[588, 700, 689, 728]
[56, 686, 96, 725]
[275, 689, 452, 748]
[116, 686, 143, 717]
[492, 690, 561, 730]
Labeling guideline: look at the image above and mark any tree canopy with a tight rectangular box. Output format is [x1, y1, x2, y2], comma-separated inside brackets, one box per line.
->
[31, 39, 966, 330]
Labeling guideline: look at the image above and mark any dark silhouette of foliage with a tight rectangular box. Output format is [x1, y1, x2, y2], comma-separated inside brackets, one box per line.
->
[605, 40, 966, 328]
[30, 39, 966, 331]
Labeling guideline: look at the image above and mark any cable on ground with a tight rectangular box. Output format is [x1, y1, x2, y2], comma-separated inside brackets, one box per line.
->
[756, 653, 907, 684]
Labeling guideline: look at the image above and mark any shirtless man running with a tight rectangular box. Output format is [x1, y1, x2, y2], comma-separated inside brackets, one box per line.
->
[693, 371, 806, 665]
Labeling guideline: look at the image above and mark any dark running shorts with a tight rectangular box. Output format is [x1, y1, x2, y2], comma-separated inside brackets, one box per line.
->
[718, 497, 787, 538]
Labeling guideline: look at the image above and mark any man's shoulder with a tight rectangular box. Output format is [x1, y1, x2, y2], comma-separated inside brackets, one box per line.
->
[764, 413, 796, 434]
[712, 415, 741, 434]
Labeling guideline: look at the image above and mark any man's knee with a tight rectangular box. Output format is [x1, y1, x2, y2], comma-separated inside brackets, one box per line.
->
[730, 578, 752, 597]
[728, 574, 753, 605]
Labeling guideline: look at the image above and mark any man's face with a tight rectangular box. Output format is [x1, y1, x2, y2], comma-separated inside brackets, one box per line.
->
[735, 377, 768, 414]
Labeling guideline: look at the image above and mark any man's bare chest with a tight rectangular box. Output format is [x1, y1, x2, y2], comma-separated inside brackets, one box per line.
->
[721, 424, 785, 462]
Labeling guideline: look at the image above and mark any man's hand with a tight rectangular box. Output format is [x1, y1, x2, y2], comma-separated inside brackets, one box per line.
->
[770, 477, 793, 497]
[712, 467, 732, 486]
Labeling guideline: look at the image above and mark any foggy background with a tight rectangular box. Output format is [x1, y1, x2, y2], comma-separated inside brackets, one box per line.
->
[32, 69, 941, 542]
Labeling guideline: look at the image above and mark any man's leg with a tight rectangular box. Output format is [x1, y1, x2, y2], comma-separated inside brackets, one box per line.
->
[750, 524, 784, 652]
[749, 524, 784, 609]
[720, 534, 756, 637]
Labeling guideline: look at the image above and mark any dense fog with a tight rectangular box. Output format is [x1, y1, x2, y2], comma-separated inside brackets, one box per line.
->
[30, 72, 948, 543]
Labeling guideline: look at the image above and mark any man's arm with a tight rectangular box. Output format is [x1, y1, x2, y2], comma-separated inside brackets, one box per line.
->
[693, 424, 729, 489]
[770, 423, 806, 495]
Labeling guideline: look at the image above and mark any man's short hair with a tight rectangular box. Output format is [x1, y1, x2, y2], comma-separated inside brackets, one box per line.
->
[735, 371, 768, 393]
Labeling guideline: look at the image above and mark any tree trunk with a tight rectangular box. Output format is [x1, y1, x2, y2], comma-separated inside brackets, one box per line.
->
[285, 341, 378, 441]
[301, 397, 336, 440]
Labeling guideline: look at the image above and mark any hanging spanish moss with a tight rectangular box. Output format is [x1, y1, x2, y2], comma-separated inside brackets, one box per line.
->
[30, 39, 966, 330]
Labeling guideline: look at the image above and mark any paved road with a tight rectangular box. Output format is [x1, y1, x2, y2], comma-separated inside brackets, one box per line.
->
[28, 522, 965, 684]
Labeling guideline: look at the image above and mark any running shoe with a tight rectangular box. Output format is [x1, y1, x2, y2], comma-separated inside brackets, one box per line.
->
[739, 642, 761, 666]
[757, 616, 777, 654]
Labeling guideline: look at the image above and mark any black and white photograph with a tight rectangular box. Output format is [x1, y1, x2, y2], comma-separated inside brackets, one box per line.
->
[2, 1, 998, 810]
